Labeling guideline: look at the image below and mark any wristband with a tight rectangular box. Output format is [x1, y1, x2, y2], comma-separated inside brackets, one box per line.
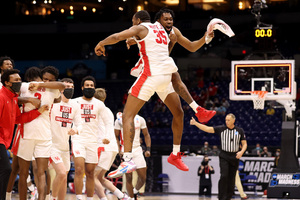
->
[146, 147, 151, 152]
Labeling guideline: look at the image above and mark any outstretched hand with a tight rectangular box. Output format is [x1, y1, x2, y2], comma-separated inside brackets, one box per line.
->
[95, 42, 106, 56]
[190, 117, 197, 125]
[205, 31, 215, 39]
[126, 38, 136, 49]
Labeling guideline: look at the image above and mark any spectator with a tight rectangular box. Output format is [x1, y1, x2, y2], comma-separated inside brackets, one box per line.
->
[216, 105, 226, 116]
[208, 82, 218, 100]
[209, 145, 220, 156]
[251, 143, 262, 156]
[200, 141, 212, 155]
[260, 146, 272, 157]
[266, 106, 275, 116]
[198, 155, 214, 196]
[274, 149, 281, 168]
[153, 99, 166, 113]
[221, 98, 230, 109]
[198, 90, 208, 107]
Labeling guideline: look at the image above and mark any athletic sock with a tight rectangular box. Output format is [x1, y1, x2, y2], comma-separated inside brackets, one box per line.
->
[189, 101, 199, 113]
[6, 192, 12, 200]
[100, 197, 108, 200]
[172, 145, 180, 155]
[87, 197, 93, 200]
[45, 194, 50, 200]
[133, 187, 139, 194]
[113, 189, 124, 199]
[76, 195, 83, 200]
[123, 152, 133, 162]
[51, 196, 57, 200]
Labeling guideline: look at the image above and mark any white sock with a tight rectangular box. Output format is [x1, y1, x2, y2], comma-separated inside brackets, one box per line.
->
[113, 189, 124, 199]
[189, 101, 199, 113]
[172, 145, 180, 155]
[123, 152, 133, 162]
[45, 194, 51, 200]
[76, 195, 83, 200]
[87, 197, 93, 200]
[100, 197, 108, 200]
[133, 187, 139, 194]
[6, 192, 12, 200]
[51, 196, 57, 200]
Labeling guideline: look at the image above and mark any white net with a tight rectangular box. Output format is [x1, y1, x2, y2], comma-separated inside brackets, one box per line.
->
[251, 91, 268, 110]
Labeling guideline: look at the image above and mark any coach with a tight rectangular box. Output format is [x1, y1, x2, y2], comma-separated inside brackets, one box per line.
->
[190, 113, 247, 200]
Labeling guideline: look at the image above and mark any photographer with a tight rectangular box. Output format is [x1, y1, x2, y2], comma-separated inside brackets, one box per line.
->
[197, 155, 214, 196]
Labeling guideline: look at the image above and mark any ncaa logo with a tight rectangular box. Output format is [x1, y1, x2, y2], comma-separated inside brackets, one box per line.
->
[239, 160, 244, 171]
[272, 174, 277, 180]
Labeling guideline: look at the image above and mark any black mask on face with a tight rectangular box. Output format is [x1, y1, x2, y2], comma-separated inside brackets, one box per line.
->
[63, 88, 74, 99]
[82, 88, 95, 98]
[11, 81, 22, 93]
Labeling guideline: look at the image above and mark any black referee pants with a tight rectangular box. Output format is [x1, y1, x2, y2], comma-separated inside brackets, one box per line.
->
[0, 144, 12, 200]
[218, 151, 239, 200]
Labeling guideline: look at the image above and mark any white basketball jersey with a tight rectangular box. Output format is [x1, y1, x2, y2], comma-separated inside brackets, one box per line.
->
[114, 113, 147, 151]
[97, 107, 118, 152]
[131, 22, 177, 77]
[50, 99, 82, 151]
[20, 82, 60, 140]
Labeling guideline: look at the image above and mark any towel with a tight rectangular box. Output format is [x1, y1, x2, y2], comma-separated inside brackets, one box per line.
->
[205, 18, 235, 44]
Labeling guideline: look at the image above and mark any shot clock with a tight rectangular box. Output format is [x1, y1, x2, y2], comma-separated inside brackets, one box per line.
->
[254, 27, 276, 51]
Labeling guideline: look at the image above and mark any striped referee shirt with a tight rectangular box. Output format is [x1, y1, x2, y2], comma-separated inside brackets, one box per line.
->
[213, 126, 246, 153]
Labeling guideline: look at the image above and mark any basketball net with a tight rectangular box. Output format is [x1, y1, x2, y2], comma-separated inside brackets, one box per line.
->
[251, 91, 268, 110]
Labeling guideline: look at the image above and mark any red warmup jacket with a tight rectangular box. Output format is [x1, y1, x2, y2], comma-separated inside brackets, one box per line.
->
[0, 86, 41, 149]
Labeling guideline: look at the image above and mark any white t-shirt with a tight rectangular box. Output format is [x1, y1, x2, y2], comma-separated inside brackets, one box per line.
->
[72, 97, 111, 143]
[97, 107, 118, 152]
[50, 99, 82, 151]
[114, 112, 147, 151]
[132, 21, 177, 77]
[20, 82, 60, 140]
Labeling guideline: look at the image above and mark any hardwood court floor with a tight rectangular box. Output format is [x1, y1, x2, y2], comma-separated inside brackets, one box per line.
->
[11, 193, 284, 200]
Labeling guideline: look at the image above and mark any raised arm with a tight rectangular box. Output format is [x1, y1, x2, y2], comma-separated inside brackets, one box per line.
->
[29, 82, 66, 91]
[95, 25, 147, 56]
[190, 117, 215, 133]
[173, 26, 213, 52]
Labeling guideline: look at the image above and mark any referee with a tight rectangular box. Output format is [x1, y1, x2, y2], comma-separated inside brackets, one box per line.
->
[190, 113, 247, 200]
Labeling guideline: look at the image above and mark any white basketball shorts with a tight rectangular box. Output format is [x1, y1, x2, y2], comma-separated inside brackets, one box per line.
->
[17, 138, 51, 161]
[50, 148, 71, 171]
[129, 73, 175, 102]
[72, 140, 98, 164]
[132, 146, 146, 169]
[97, 149, 118, 171]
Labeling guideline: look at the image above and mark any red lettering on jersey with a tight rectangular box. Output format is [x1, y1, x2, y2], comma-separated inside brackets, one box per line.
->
[153, 30, 167, 45]
[55, 156, 60, 161]
[60, 106, 72, 113]
[34, 92, 42, 100]
[81, 114, 96, 119]
[55, 116, 72, 123]
[81, 104, 93, 110]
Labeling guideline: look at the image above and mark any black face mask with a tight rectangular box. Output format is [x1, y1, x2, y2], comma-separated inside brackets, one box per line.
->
[11, 81, 22, 93]
[82, 88, 95, 98]
[63, 88, 74, 99]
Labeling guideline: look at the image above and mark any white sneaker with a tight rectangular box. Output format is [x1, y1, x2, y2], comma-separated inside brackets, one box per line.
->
[108, 160, 137, 178]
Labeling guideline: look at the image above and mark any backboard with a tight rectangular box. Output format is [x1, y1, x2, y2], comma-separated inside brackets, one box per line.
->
[230, 60, 296, 101]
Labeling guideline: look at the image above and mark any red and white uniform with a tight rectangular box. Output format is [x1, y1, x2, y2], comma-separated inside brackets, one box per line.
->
[16, 82, 60, 161]
[97, 107, 118, 171]
[72, 97, 112, 164]
[49, 99, 82, 170]
[114, 112, 147, 169]
[129, 21, 177, 102]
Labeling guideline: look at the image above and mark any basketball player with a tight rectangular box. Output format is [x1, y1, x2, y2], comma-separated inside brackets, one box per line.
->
[126, 9, 216, 123]
[0, 57, 14, 88]
[16, 66, 65, 200]
[93, 88, 129, 200]
[114, 112, 151, 200]
[72, 76, 112, 200]
[50, 78, 82, 200]
[95, 10, 193, 177]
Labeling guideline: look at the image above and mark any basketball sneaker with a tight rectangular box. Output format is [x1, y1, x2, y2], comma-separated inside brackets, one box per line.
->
[119, 193, 130, 200]
[167, 152, 189, 171]
[108, 160, 137, 178]
[195, 106, 216, 123]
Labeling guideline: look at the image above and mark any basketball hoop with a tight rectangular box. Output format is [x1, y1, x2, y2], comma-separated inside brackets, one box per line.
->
[251, 91, 268, 110]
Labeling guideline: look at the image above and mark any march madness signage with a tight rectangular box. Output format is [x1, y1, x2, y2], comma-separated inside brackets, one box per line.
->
[239, 157, 275, 191]
[269, 173, 300, 187]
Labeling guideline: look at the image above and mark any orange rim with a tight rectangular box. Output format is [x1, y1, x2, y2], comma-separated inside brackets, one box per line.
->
[251, 91, 268, 98]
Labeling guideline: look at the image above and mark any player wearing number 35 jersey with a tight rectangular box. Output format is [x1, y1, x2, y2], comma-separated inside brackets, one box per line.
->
[95, 10, 189, 178]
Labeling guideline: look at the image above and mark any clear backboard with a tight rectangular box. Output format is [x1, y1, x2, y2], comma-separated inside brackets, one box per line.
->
[230, 60, 296, 101]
